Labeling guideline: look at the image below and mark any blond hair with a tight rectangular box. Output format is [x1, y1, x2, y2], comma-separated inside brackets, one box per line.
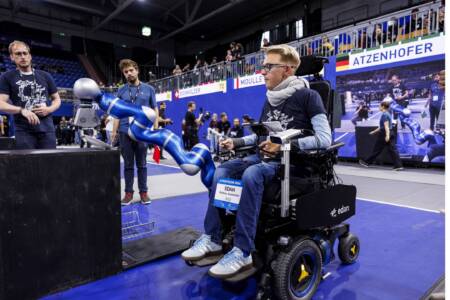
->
[262, 44, 301, 71]
[8, 40, 30, 55]
[119, 59, 139, 72]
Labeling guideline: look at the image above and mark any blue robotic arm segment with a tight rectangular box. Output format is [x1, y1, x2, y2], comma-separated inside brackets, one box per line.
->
[74, 78, 215, 188]
[390, 103, 436, 145]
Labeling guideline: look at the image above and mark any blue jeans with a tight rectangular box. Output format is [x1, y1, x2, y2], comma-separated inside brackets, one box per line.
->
[15, 130, 56, 149]
[204, 154, 277, 253]
[119, 132, 148, 193]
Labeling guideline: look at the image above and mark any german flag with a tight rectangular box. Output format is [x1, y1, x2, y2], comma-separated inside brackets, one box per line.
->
[336, 54, 349, 72]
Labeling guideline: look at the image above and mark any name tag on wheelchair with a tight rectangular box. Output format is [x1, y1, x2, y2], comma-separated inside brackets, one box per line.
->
[213, 178, 243, 211]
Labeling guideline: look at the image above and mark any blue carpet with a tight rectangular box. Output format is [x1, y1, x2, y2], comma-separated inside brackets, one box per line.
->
[42, 193, 444, 300]
[120, 162, 182, 178]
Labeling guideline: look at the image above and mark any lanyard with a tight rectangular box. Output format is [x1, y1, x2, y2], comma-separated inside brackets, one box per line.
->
[128, 83, 141, 103]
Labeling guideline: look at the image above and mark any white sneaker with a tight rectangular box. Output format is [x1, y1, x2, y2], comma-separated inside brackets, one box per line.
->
[181, 234, 222, 261]
[208, 247, 252, 278]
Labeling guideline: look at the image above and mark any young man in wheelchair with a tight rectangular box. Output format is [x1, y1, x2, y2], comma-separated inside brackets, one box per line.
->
[181, 44, 332, 278]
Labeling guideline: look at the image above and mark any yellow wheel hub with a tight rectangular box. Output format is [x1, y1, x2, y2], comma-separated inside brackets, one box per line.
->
[350, 244, 357, 256]
[298, 264, 310, 283]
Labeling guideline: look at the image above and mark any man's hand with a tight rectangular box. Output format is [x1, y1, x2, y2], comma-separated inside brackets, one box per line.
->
[219, 138, 234, 150]
[259, 140, 281, 157]
[385, 135, 390, 142]
[369, 130, 377, 135]
[32, 105, 52, 117]
[21, 108, 40, 125]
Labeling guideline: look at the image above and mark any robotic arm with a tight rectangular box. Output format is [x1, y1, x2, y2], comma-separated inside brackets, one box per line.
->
[73, 78, 216, 188]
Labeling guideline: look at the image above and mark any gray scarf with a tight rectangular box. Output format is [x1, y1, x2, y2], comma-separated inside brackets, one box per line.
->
[266, 76, 308, 107]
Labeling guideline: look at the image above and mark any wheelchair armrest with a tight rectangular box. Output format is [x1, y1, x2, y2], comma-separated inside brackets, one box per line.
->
[298, 142, 344, 156]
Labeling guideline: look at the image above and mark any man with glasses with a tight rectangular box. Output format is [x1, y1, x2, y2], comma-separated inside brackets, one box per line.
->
[181, 44, 332, 278]
[0, 40, 61, 149]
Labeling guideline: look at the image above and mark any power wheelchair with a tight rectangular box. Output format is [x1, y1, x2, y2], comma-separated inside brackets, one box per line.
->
[185, 56, 360, 300]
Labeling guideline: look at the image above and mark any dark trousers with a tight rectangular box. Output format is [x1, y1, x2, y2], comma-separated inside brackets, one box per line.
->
[119, 132, 148, 193]
[365, 132, 402, 168]
[429, 106, 441, 130]
[186, 131, 199, 150]
[204, 154, 277, 254]
[15, 130, 56, 150]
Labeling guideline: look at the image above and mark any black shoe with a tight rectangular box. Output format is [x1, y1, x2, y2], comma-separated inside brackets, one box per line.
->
[160, 156, 167, 160]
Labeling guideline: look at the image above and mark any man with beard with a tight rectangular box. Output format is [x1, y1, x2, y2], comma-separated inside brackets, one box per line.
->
[111, 59, 158, 205]
[0, 40, 61, 149]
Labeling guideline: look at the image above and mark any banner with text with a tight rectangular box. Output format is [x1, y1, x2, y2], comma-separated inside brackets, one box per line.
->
[175, 81, 227, 99]
[336, 35, 445, 72]
[234, 74, 265, 89]
[156, 91, 172, 102]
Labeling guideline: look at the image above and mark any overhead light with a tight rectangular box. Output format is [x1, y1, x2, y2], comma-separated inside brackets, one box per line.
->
[142, 26, 151, 37]
[122, 44, 127, 48]
[58, 32, 65, 36]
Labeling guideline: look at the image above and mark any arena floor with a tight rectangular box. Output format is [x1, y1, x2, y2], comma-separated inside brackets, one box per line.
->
[40, 152, 445, 300]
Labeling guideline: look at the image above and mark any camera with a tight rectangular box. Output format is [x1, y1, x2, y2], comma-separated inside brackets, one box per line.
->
[199, 108, 211, 123]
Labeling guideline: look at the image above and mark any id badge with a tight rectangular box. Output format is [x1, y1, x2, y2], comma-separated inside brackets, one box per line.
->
[433, 95, 439, 102]
[213, 178, 243, 211]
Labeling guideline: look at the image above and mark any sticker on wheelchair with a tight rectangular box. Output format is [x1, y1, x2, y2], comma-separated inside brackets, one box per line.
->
[213, 178, 243, 211]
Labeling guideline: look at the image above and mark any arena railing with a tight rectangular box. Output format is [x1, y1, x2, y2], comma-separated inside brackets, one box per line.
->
[151, 1, 443, 94]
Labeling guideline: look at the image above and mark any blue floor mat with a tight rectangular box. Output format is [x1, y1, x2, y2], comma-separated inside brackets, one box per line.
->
[42, 193, 444, 300]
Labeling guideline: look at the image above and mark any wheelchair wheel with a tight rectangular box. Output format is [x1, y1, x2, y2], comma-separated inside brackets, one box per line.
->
[274, 238, 323, 300]
[338, 233, 360, 264]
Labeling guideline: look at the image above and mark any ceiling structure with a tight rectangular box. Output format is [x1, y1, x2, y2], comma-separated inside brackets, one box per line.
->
[0, 0, 302, 43]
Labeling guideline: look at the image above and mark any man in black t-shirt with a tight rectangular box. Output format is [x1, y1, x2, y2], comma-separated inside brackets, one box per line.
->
[216, 112, 231, 136]
[184, 101, 203, 150]
[158, 102, 172, 159]
[0, 40, 61, 149]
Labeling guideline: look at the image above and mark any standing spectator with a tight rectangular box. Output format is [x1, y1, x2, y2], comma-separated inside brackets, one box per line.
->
[262, 38, 271, 47]
[425, 73, 444, 131]
[234, 43, 244, 60]
[207, 113, 219, 153]
[225, 50, 233, 62]
[229, 42, 236, 59]
[112, 59, 158, 205]
[0, 40, 61, 149]
[372, 24, 386, 46]
[217, 112, 231, 137]
[229, 118, 244, 138]
[184, 101, 203, 150]
[173, 64, 183, 75]
[158, 102, 172, 159]
[321, 36, 335, 55]
[210, 57, 218, 65]
[182, 63, 191, 72]
[390, 74, 409, 129]
[359, 101, 403, 170]
[386, 17, 399, 43]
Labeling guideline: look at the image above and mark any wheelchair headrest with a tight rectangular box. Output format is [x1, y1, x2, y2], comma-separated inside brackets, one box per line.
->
[296, 56, 329, 77]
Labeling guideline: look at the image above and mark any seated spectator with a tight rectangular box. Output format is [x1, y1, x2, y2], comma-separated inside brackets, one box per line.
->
[358, 31, 371, 49]
[386, 17, 399, 43]
[182, 63, 191, 72]
[439, 6, 444, 32]
[229, 118, 244, 138]
[172, 65, 183, 76]
[262, 38, 271, 47]
[372, 23, 386, 46]
[321, 36, 335, 55]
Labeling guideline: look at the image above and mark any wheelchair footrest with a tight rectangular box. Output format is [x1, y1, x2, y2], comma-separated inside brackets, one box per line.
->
[223, 264, 260, 283]
[190, 253, 223, 267]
